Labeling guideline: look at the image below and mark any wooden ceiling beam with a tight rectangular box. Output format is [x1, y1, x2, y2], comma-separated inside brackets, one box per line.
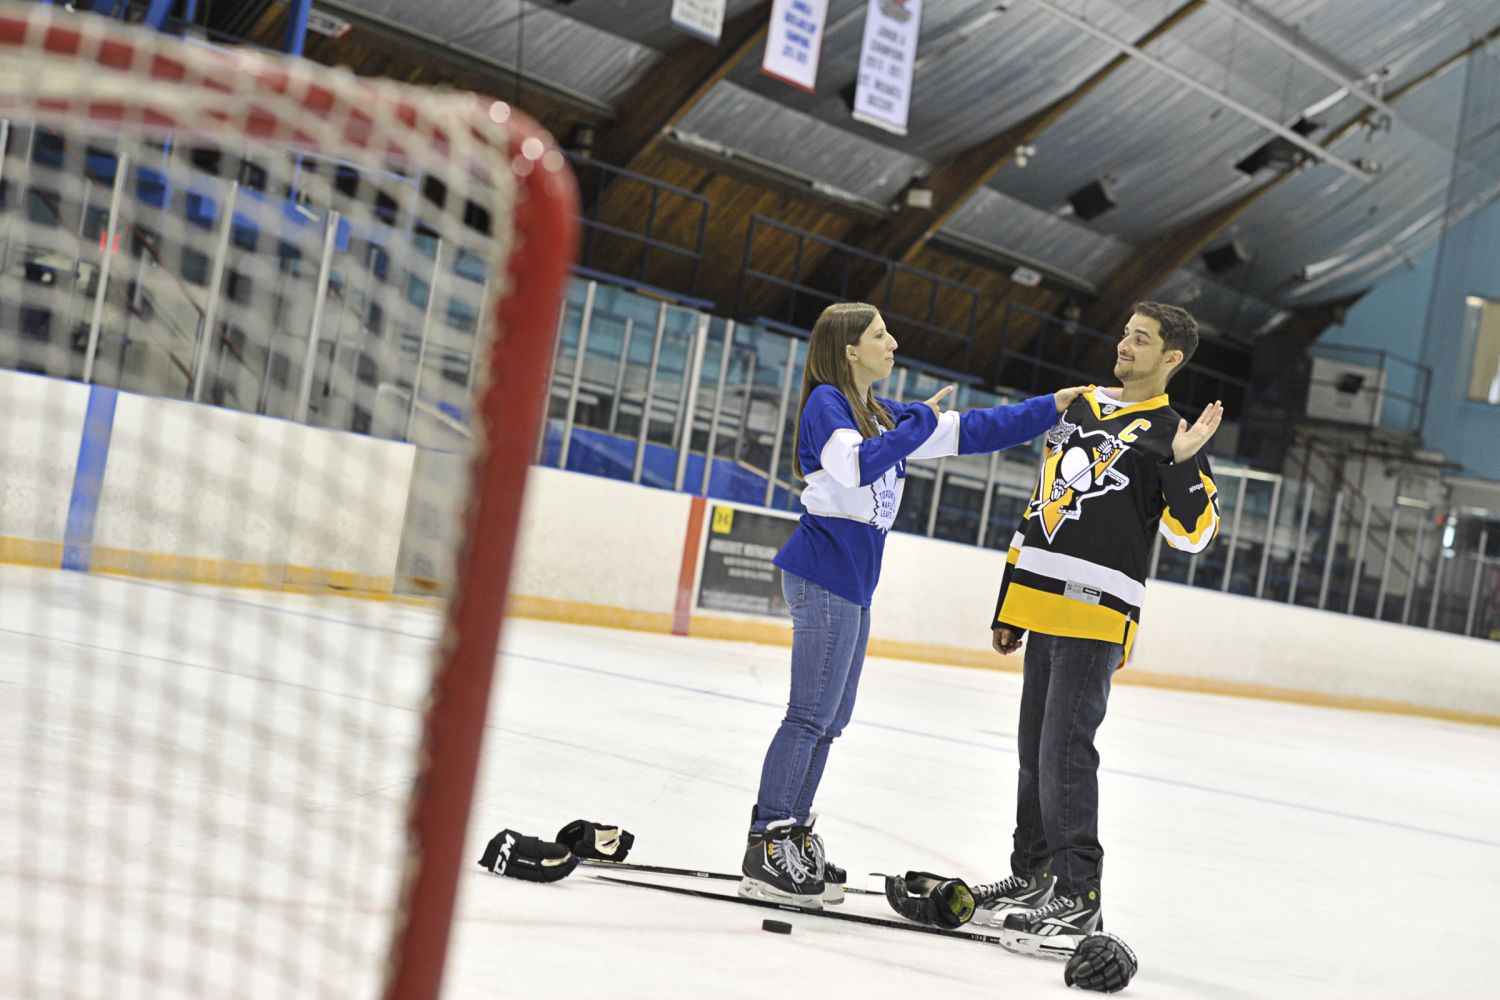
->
[593, 3, 773, 173]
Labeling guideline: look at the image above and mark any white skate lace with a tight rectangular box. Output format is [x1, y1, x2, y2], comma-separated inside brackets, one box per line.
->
[972, 873, 1029, 904]
[771, 836, 814, 885]
[1022, 894, 1074, 923]
[804, 831, 827, 877]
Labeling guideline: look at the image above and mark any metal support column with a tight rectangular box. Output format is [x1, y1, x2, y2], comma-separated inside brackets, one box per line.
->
[1255, 477, 1283, 600]
[1346, 498, 1372, 615]
[1401, 515, 1427, 625]
[536, 302, 571, 463]
[1466, 529, 1489, 637]
[190, 180, 239, 401]
[462, 277, 492, 392]
[82, 153, 129, 384]
[1317, 489, 1345, 610]
[607, 318, 635, 434]
[701, 320, 735, 496]
[1375, 506, 1400, 620]
[632, 301, 668, 484]
[763, 343, 799, 507]
[557, 280, 597, 470]
[975, 451, 1001, 549]
[675, 312, 710, 492]
[1220, 474, 1248, 592]
[403, 239, 443, 441]
[1427, 544, 1447, 630]
[925, 459, 946, 537]
[294, 208, 342, 424]
[1286, 484, 1315, 605]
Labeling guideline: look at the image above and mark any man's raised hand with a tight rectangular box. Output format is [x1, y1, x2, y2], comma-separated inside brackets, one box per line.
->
[1172, 400, 1223, 463]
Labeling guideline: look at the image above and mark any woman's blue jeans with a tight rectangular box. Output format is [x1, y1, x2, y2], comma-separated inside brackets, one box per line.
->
[752, 571, 870, 831]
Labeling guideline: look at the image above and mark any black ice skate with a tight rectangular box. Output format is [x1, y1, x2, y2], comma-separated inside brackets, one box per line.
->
[969, 871, 1055, 927]
[999, 888, 1102, 958]
[740, 819, 824, 909]
[791, 817, 846, 905]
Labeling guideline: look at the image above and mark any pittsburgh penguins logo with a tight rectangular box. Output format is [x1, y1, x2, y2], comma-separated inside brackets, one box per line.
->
[1030, 429, 1132, 542]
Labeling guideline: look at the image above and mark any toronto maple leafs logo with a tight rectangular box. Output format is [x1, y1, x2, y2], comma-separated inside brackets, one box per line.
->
[1029, 428, 1132, 542]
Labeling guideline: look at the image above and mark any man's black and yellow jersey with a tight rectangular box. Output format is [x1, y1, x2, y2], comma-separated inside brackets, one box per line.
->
[992, 387, 1220, 660]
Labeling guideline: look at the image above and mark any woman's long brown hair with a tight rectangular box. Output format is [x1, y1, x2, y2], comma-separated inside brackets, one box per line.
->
[791, 303, 895, 480]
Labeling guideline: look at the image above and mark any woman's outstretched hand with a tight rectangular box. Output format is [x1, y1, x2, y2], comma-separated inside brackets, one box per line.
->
[924, 384, 956, 418]
[1053, 386, 1091, 412]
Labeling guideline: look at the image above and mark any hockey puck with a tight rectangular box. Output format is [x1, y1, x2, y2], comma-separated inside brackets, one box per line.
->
[761, 919, 793, 934]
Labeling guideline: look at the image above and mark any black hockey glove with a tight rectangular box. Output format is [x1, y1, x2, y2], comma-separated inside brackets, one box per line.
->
[478, 829, 578, 883]
[556, 819, 635, 862]
[1064, 931, 1138, 993]
[884, 871, 976, 928]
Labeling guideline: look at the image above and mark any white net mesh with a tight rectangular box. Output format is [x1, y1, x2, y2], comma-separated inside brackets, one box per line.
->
[0, 5, 573, 997]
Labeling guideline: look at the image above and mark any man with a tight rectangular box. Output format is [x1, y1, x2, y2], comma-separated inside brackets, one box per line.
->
[971, 301, 1223, 954]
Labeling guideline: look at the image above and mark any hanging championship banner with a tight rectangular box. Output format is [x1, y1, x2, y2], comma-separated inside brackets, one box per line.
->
[761, 0, 830, 93]
[853, 0, 923, 136]
[671, 0, 727, 43]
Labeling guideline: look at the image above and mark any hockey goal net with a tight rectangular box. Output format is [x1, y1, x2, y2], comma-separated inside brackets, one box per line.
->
[0, 4, 576, 998]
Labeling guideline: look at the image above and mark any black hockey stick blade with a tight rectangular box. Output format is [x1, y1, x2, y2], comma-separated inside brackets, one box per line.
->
[578, 858, 880, 895]
[589, 874, 1021, 948]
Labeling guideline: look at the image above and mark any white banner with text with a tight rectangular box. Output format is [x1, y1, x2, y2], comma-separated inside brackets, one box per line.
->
[853, 0, 923, 135]
[762, 0, 830, 92]
[671, 0, 727, 43]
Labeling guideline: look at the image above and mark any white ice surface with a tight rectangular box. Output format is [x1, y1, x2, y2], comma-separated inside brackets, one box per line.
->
[4, 564, 1499, 999]
[452, 620, 1500, 1000]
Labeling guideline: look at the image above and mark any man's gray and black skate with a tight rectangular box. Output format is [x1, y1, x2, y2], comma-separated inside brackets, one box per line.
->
[999, 888, 1102, 958]
[791, 817, 846, 905]
[970, 870, 1055, 927]
[739, 818, 824, 909]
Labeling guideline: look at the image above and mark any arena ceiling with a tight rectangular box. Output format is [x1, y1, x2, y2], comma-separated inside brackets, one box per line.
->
[303, 0, 1500, 346]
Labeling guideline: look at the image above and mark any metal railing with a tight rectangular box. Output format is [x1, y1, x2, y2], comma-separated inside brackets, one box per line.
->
[568, 154, 712, 306]
[734, 214, 981, 369]
[0, 119, 479, 451]
[538, 276, 1498, 643]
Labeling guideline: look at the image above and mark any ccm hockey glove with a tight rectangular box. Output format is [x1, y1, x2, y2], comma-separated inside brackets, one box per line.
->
[556, 819, 635, 862]
[478, 829, 578, 883]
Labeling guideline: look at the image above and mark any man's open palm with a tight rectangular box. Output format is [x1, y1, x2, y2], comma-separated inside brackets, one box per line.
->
[1172, 400, 1223, 463]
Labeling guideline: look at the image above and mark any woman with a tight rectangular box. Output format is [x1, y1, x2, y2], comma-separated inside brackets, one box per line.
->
[740, 302, 1085, 909]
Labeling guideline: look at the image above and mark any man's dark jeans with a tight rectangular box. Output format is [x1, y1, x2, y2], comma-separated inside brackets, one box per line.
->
[1010, 631, 1123, 897]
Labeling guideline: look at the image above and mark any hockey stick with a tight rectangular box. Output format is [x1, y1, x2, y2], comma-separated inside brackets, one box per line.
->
[589, 874, 1033, 950]
[577, 858, 881, 895]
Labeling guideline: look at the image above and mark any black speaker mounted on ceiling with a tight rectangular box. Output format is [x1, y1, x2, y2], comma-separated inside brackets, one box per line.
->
[1202, 239, 1251, 274]
[1235, 117, 1320, 175]
[1067, 177, 1116, 220]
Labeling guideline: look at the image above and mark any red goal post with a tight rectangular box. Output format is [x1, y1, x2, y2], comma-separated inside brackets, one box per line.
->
[0, 4, 577, 999]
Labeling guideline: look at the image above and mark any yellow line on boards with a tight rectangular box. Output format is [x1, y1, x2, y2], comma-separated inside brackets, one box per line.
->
[5, 540, 1493, 730]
